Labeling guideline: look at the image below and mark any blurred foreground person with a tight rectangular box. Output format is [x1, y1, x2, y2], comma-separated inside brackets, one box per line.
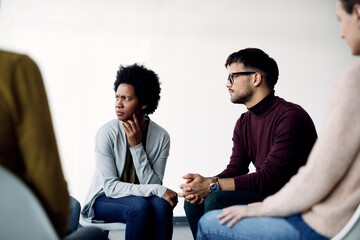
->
[0, 50, 106, 240]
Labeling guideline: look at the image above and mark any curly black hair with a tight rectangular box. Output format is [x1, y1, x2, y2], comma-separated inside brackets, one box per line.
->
[114, 63, 161, 115]
[225, 48, 279, 89]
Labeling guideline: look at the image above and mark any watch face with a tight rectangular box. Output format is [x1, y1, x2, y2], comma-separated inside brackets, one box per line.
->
[210, 183, 220, 192]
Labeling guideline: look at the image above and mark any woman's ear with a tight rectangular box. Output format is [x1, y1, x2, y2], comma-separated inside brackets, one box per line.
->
[141, 105, 147, 110]
[354, 4, 360, 19]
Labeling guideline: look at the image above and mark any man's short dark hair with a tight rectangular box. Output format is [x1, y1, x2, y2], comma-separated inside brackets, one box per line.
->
[114, 63, 161, 115]
[225, 48, 279, 89]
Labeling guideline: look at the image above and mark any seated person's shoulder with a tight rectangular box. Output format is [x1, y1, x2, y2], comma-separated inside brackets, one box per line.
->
[272, 99, 315, 131]
[274, 98, 311, 120]
[341, 61, 360, 83]
[327, 61, 360, 99]
[97, 119, 121, 138]
[0, 50, 23, 59]
[149, 120, 170, 139]
[332, 61, 360, 102]
[0, 50, 34, 66]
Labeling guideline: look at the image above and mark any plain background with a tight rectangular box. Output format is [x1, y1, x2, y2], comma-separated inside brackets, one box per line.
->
[0, 0, 356, 216]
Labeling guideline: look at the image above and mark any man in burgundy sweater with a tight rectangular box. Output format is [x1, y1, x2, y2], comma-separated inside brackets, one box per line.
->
[179, 48, 317, 239]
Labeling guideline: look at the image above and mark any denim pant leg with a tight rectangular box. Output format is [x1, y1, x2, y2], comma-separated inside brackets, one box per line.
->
[68, 196, 81, 233]
[285, 214, 329, 240]
[147, 196, 174, 240]
[185, 191, 268, 239]
[93, 195, 154, 240]
[197, 210, 300, 240]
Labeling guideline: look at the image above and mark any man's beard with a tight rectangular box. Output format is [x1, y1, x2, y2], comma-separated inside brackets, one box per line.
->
[231, 85, 253, 104]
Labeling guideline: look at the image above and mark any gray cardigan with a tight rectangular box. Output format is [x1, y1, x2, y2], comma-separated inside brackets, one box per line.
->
[81, 118, 170, 220]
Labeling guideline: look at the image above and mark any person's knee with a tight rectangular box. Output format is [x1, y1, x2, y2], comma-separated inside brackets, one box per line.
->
[69, 196, 81, 233]
[204, 192, 224, 212]
[128, 198, 152, 219]
[184, 199, 200, 217]
[200, 210, 221, 224]
[70, 196, 81, 215]
[150, 197, 173, 217]
[184, 199, 191, 212]
[198, 210, 222, 235]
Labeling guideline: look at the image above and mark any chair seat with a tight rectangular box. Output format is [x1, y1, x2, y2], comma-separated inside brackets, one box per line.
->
[80, 214, 126, 231]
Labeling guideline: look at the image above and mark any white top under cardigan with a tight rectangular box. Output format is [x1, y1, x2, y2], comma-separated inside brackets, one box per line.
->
[81, 118, 170, 220]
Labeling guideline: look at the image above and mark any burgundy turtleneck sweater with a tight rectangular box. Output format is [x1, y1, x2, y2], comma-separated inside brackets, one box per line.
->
[217, 91, 317, 195]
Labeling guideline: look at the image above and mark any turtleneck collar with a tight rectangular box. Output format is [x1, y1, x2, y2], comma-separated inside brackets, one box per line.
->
[248, 90, 277, 116]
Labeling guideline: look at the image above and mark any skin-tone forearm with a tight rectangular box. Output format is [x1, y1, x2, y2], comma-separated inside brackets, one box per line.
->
[218, 178, 235, 191]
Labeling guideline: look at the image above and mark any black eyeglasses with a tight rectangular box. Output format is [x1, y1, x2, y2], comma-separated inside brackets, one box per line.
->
[228, 72, 256, 84]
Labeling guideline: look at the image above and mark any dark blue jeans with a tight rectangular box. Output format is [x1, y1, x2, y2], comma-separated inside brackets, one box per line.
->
[65, 197, 107, 240]
[184, 190, 268, 239]
[69, 196, 81, 233]
[94, 195, 173, 240]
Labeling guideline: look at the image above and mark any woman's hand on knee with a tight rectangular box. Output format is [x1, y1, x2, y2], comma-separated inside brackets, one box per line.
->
[162, 188, 178, 208]
[217, 202, 262, 228]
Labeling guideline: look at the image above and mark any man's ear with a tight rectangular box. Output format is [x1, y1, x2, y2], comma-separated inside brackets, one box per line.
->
[253, 72, 263, 87]
[141, 105, 147, 110]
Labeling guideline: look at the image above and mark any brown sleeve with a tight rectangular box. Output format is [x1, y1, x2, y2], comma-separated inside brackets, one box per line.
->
[7, 53, 70, 237]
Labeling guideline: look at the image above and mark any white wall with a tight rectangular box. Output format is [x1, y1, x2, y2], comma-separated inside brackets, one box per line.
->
[0, 0, 356, 216]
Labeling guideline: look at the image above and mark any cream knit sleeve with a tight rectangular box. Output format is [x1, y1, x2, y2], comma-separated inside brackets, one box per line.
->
[259, 61, 360, 217]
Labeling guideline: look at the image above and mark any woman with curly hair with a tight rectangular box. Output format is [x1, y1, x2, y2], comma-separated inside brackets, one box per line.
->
[82, 64, 177, 240]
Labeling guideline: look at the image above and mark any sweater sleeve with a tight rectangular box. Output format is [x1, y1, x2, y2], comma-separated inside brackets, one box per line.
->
[3, 54, 70, 237]
[217, 117, 251, 178]
[130, 129, 170, 185]
[260, 62, 360, 216]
